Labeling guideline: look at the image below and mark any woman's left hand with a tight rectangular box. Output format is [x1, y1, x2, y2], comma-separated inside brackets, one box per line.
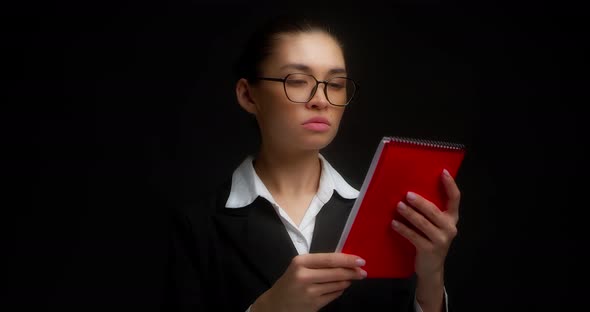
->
[391, 169, 461, 278]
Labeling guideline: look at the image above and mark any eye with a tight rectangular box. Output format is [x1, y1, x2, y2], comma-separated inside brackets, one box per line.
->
[285, 78, 309, 87]
[327, 81, 346, 90]
[328, 78, 346, 91]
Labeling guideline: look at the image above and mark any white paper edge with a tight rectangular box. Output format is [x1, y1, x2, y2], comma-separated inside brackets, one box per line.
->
[335, 137, 390, 252]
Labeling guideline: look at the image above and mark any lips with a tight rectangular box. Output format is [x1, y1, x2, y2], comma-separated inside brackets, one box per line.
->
[302, 117, 331, 132]
[302, 117, 331, 126]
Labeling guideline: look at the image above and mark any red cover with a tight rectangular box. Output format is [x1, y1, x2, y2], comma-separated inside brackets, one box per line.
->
[336, 137, 465, 278]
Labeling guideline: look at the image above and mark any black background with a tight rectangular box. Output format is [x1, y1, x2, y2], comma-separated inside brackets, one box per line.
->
[4, 0, 588, 311]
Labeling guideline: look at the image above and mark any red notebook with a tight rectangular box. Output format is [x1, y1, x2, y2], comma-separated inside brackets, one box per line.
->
[336, 136, 466, 278]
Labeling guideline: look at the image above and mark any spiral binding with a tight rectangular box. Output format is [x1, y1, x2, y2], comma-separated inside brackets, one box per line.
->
[384, 136, 465, 151]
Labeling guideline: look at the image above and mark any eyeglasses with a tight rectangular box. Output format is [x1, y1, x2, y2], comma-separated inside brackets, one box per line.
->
[255, 73, 358, 107]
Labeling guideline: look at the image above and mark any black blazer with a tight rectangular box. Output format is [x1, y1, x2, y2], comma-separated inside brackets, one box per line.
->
[165, 180, 417, 311]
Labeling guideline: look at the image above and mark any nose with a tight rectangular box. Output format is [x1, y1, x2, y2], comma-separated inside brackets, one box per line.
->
[305, 82, 330, 110]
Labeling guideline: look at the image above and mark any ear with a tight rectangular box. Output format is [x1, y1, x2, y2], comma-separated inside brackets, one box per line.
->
[235, 78, 258, 115]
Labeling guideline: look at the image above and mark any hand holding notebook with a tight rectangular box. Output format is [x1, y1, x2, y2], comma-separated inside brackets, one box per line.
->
[336, 136, 466, 278]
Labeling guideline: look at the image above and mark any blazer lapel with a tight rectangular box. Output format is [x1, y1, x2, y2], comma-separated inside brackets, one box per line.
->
[213, 196, 298, 286]
[310, 193, 355, 253]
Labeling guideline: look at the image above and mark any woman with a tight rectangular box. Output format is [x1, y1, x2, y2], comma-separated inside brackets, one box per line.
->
[168, 15, 460, 312]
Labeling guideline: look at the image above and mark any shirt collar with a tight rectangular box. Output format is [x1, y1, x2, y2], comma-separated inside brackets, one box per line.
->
[225, 154, 359, 209]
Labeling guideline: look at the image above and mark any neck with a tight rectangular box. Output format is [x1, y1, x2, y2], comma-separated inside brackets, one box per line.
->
[253, 143, 321, 198]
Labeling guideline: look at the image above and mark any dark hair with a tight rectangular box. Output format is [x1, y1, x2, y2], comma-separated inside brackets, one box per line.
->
[232, 15, 343, 82]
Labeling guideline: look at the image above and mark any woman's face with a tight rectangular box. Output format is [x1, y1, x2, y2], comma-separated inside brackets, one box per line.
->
[250, 31, 347, 153]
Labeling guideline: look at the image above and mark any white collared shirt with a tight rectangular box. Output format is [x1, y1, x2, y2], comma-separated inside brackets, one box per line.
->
[226, 154, 447, 312]
[225, 154, 359, 255]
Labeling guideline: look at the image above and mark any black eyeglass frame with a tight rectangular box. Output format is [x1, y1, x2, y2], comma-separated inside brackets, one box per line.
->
[255, 73, 359, 107]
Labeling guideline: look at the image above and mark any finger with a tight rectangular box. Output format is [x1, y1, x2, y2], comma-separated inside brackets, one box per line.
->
[306, 267, 366, 283]
[441, 169, 461, 219]
[396, 201, 444, 244]
[316, 289, 346, 310]
[405, 192, 450, 229]
[391, 218, 432, 251]
[295, 253, 365, 270]
[309, 280, 352, 296]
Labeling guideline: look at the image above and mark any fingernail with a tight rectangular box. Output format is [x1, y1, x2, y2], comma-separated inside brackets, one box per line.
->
[355, 258, 366, 266]
[406, 192, 417, 201]
[397, 201, 406, 211]
[360, 269, 367, 278]
[391, 220, 400, 229]
[442, 169, 450, 177]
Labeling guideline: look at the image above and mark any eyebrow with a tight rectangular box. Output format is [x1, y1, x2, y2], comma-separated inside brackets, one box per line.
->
[279, 63, 347, 76]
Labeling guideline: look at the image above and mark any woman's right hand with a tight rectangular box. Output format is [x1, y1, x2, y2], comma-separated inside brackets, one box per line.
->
[251, 253, 367, 312]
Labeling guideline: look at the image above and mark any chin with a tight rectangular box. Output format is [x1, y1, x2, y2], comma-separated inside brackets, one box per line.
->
[300, 133, 336, 151]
